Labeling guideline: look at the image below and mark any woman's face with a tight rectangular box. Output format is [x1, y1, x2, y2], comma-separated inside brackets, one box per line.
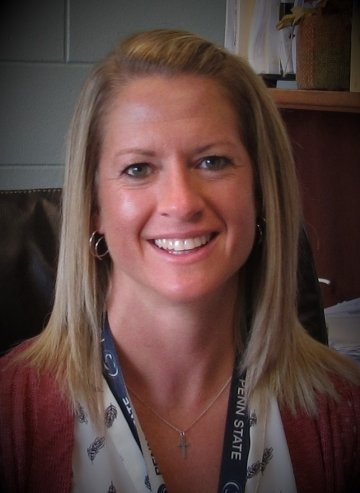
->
[95, 75, 256, 305]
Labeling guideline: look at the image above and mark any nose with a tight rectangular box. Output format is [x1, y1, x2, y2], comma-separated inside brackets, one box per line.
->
[158, 165, 204, 221]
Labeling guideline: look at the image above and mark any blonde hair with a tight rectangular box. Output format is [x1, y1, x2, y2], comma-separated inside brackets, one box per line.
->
[20, 29, 359, 419]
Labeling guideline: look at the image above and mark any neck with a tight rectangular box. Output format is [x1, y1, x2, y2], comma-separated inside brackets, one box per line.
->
[106, 286, 239, 407]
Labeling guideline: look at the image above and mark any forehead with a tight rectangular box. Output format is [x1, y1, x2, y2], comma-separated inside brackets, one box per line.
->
[101, 74, 237, 127]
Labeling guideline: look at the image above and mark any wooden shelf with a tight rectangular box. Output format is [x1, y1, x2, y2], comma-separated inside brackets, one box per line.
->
[269, 89, 360, 113]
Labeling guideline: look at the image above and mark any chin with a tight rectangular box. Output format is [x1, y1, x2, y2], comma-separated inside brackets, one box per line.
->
[153, 277, 237, 306]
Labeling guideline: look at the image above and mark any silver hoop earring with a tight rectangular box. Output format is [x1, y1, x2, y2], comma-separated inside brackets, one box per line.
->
[89, 231, 109, 259]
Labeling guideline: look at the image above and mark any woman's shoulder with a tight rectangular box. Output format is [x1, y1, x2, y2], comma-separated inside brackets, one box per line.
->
[281, 364, 360, 442]
[319, 370, 360, 421]
[0, 340, 74, 446]
[308, 339, 360, 415]
[1, 341, 44, 393]
[1, 342, 35, 387]
[0, 342, 74, 492]
[0, 340, 71, 415]
[281, 371, 360, 492]
[283, 369, 360, 422]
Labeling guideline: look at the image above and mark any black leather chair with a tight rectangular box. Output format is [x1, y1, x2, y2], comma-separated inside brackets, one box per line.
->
[0, 189, 61, 355]
[0, 188, 327, 356]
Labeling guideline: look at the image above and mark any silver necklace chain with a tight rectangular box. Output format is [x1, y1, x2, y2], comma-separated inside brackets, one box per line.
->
[127, 374, 232, 458]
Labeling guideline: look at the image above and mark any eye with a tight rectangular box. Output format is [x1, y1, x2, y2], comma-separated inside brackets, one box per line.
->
[123, 163, 151, 178]
[198, 155, 232, 171]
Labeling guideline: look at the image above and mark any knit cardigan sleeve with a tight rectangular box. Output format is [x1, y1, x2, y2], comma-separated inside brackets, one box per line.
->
[0, 346, 74, 493]
[281, 376, 360, 493]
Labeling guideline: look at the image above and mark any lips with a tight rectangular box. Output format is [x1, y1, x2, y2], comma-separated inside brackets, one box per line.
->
[153, 234, 212, 253]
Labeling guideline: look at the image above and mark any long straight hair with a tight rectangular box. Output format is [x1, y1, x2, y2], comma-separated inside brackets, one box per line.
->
[19, 29, 359, 420]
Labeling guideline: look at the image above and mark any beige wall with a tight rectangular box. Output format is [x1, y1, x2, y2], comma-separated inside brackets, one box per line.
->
[0, 0, 225, 189]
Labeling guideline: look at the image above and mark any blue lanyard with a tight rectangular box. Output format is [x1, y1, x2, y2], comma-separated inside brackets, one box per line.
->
[218, 366, 250, 493]
[101, 315, 250, 492]
[102, 316, 141, 450]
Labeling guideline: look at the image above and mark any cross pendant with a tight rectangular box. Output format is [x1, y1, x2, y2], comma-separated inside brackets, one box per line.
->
[178, 431, 189, 458]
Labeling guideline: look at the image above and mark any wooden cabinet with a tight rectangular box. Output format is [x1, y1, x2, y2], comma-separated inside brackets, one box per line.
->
[270, 90, 360, 307]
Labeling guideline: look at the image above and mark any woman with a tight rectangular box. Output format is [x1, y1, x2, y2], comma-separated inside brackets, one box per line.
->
[0, 29, 359, 493]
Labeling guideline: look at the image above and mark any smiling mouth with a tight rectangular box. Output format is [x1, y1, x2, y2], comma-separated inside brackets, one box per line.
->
[153, 234, 214, 254]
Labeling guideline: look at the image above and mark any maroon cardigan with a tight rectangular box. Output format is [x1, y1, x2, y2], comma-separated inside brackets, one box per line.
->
[1, 349, 359, 493]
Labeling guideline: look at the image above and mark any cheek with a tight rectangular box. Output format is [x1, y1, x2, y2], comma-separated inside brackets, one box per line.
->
[226, 176, 256, 218]
[228, 189, 257, 249]
[235, 207, 257, 247]
[96, 189, 146, 235]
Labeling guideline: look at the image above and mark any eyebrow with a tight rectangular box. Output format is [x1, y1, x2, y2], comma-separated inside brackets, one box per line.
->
[112, 140, 240, 159]
[114, 148, 156, 158]
[193, 141, 236, 153]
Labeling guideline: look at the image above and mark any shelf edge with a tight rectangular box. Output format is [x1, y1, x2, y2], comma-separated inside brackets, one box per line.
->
[269, 89, 360, 113]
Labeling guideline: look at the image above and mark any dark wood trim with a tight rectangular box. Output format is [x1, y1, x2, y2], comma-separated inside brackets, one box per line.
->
[269, 89, 360, 113]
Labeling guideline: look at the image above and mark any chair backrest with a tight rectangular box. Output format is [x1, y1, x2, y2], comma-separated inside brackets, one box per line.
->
[0, 189, 61, 354]
[0, 188, 327, 355]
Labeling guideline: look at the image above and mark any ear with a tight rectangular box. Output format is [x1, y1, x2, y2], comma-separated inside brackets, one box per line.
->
[91, 206, 104, 234]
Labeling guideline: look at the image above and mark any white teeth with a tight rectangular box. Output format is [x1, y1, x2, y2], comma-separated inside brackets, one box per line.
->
[154, 234, 211, 252]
